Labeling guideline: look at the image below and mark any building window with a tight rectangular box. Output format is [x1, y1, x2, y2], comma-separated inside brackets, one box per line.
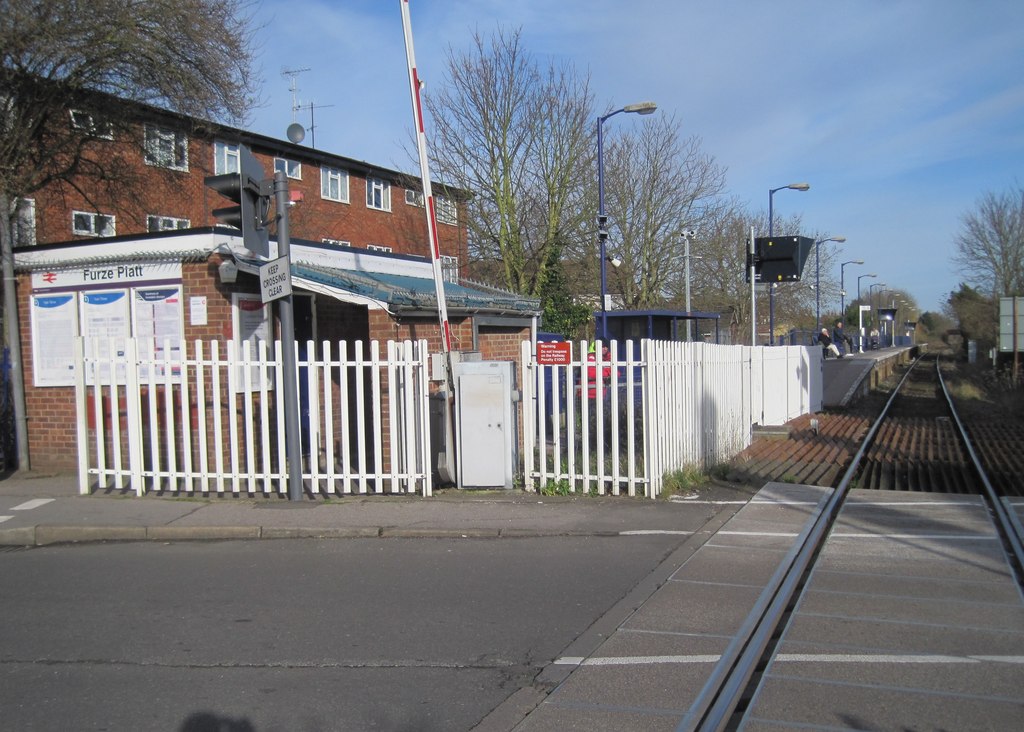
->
[441, 255, 459, 283]
[274, 157, 301, 179]
[320, 166, 349, 202]
[13, 198, 36, 246]
[147, 215, 191, 232]
[366, 177, 391, 211]
[367, 244, 393, 253]
[72, 211, 116, 238]
[214, 141, 239, 175]
[436, 196, 458, 226]
[69, 110, 113, 139]
[144, 124, 188, 171]
[405, 189, 424, 207]
[322, 238, 351, 247]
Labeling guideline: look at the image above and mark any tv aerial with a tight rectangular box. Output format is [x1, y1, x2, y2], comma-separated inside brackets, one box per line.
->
[280, 67, 333, 149]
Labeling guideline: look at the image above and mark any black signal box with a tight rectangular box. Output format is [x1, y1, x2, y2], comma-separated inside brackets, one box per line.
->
[750, 236, 813, 283]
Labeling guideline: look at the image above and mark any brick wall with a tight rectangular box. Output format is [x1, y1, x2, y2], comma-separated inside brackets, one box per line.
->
[25, 112, 467, 266]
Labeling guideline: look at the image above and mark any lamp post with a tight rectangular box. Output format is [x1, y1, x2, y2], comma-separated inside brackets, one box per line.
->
[815, 236, 846, 332]
[598, 101, 657, 340]
[767, 182, 810, 345]
[856, 272, 877, 309]
[680, 229, 698, 340]
[869, 282, 886, 325]
[839, 259, 864, 319]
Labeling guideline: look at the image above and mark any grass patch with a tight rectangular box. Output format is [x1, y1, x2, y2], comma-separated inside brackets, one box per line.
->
[660, 464, 709, 499]
[539, 479, 574, 496]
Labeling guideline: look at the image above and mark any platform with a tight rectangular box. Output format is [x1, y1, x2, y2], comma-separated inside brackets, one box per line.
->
[821, 346, 916, 408]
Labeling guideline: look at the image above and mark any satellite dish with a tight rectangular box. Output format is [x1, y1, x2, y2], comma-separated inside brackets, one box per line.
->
[286, 122, 306, 144]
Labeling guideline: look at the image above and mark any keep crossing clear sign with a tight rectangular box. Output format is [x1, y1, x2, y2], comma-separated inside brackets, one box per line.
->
[260, 255, 292, 303]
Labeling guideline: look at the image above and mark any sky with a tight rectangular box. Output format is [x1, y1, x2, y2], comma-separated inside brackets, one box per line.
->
[248, 0, 1024, 316]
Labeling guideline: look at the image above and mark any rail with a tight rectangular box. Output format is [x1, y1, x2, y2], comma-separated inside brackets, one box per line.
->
[936, 356, 1024, 587]
[683, 356, 925, 730]
[688, 352, 1024, 729]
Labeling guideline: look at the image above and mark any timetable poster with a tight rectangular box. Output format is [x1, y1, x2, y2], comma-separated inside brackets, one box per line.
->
[81, 291, 130, 384]
[234, 294, 273, 390]
[232, 294, 272, 393]
[31, 294, 78, 387]
[134, 287, 184, 379]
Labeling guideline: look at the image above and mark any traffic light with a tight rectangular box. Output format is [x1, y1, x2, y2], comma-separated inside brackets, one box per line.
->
[204, 144, 270, 257]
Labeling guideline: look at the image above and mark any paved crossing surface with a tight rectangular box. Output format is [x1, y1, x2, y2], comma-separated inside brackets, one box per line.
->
[510, 486, 1024, 731]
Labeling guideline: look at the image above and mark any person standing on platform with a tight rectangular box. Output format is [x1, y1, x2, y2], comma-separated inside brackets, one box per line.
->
[832, 320, 854, 356]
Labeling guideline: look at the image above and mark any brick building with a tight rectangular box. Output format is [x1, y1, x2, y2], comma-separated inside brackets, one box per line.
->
[11, 102, 539, 473]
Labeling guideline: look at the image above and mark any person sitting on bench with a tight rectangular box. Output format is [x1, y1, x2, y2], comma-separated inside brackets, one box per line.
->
[818, 328, 842, 359]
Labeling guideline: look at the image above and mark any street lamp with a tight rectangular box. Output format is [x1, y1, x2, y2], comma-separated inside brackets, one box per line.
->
[767, 182, 810, 345]
[855, 273, 877, 351]
[856, 273, 877, 309]
[869, 282, 887, 321]
[598, 101, 657, 340]
[680, 229, 698, 340]
[815, 236, 846, 332]
[869, 282, 886, 347]
[839, 259, 864, 319]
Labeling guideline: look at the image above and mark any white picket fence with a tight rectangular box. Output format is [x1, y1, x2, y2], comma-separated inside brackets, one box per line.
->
[520, 340, 820, 498]
[74, 336, 819, 500]
[74, 337, 432, 496]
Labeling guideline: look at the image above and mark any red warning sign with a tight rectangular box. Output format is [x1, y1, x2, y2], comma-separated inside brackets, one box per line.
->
[536, 341, 572, 366]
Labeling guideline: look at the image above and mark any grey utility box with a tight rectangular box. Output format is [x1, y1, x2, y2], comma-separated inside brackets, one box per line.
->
[454, 360, 517, 489]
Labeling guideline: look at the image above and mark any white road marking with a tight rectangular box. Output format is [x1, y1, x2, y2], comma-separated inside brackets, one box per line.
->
[11, 499, 55, 511]
[775, 654, 1024, 665]
[750, 500, 821, 505]
[669, 498, 749, 504]
[619, 530, 693, 536]
[830, 533, 996, 540]
[0, 516, 12, 524]
[553, 653, 1024, 668]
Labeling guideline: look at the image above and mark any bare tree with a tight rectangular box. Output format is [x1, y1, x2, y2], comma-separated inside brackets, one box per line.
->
[600, 113, 726, 309]
[1, 0, 260, 469]
[953, 186, 1024, 297]
[422, 26, 594, 296]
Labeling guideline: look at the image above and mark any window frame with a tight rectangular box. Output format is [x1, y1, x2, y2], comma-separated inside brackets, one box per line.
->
[274, 157, 302, 180]
[436, 196, 458, 226]
[72, 210, 116, 238]
[14, 198, 36, 246]
[69, 110, 113, 139]
[405, 189, 425, 207]
[320, 166, 349, 203]
[441, 255, 459, 283]
[144, 124, 189, 171]
[366, 177, 391, 212]
[366, 244, 393, 254]
[322, 238, 352, 247]
[213, 140, 240, 175]
[147, 215, 191, 232]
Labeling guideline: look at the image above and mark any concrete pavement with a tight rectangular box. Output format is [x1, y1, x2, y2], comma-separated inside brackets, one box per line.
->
[0, 470, 758, 547]
[821, 346, 914, 408]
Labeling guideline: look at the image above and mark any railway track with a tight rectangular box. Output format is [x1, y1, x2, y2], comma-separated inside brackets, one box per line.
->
[731, 352, 1024, 498]
[688, 352, 1024, 731]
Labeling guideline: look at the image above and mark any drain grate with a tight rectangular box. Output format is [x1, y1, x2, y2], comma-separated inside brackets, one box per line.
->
[0, 545, 32, 553]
